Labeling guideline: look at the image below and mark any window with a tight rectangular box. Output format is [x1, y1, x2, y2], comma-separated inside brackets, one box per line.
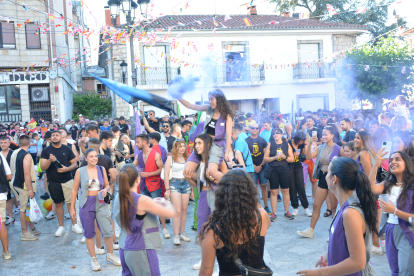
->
[96, 83, 106, 93]
[223, 42, 249, 82]
[0, 85, 21, 115]
[0, 22, 16, 48]
[26, 24, 41, 49]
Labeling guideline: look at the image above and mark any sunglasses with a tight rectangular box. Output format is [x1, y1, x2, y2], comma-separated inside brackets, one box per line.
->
[321, 116, 328, 119]
[162, 125, 170, 128]
[250, 127, 259, 130]
[274, 132, 283, 135]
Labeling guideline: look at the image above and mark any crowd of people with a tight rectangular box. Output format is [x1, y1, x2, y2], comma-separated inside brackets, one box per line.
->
[0, 92, 414, 275]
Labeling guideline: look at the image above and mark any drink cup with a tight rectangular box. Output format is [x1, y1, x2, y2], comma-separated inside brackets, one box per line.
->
[379, 194, 390, 203]
[98, 192, 104, 204]
[295, 149, 301, 153]
[312, 131, 317, 137]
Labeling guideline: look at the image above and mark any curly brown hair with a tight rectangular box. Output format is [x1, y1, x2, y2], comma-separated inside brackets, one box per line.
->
[171, 139, 189, 162]
[208, 89, 234, 120]
[201, 170, 259, 261]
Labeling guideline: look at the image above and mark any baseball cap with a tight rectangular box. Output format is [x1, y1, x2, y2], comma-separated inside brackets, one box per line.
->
[148, 132, 161, 142]
[79, 114, 83, 117]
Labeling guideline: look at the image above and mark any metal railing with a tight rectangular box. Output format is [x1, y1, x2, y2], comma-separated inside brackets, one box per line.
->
[293, 62, 335, 79]
[76, 91, 108, 99]
[0, 114, 22, 123]
[136, 67, 180, 85]
[213, 64, 265, 84]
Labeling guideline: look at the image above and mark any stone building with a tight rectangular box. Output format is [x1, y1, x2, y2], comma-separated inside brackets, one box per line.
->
[0, 0, 88, 123]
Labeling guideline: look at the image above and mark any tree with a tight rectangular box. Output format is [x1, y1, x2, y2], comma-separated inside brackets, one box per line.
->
[336, 36, 414, 109]
[270, 0, 405, 38]
[72, 93, 112, 119]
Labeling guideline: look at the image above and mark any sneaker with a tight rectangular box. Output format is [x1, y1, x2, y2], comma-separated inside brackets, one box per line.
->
[113, 241, 119, 250]
[305, 208, 313, 217]
[166, 219, 171, 223]
[292, 209, 299, 216]
[297, 227, 314, 238]
[380, 239, 386, 253]
[270, 213, 277, 222]
[190, 225, 197, 232]
[174, 235, 181, 245]
[371, 245, 383, 255]
[55, 226, 65, 237]
[21, 231, 38, 241]
[327, 236, 330, 242]
[72, 224, 83, 234]
[264, 206, 272, 215]
[106, 252, 122, 266]
[180, 233, 191, 242]
[13, 208, 20, 215]
[30, 228, 41, 236]
[162, 228, 171, 239]
[40, 193, 50, 200]
[189, 198, 194, 203]
[95, 246, 105, 255]
[81, 236, 86, 243]
[91, 257, 101, 271]
[277, 194, 282, 202]
[284, 211, 294, 220]
[45, 211, 56, 220]
[5, 217, 15, 226]
[1, 251, 11, 260]
[116, 232, 120, 239]
[65, 213, 71, 219]
[193, 259, 201, 270]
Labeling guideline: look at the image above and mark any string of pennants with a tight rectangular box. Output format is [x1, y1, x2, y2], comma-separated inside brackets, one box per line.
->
[0, 0, 411, 74]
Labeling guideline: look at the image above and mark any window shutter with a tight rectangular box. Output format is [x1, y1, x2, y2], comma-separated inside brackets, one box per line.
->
[1, 22, 16, 48]
[26, 24, 40, 49]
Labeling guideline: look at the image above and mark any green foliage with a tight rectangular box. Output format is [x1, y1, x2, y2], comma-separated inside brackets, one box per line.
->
[336, 36, 414, 106]
[270, 0, 405, 38]
[72, 93, 112, 119]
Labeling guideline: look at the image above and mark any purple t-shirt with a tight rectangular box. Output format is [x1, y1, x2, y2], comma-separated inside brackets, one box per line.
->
[188, 151, 200, 164]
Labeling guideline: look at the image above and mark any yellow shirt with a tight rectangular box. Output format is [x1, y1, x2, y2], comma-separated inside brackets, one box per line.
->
[245, 120, 256, 127]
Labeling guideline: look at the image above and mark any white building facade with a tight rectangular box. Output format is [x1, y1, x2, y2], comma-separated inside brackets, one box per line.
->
[122, 14, 367, 116]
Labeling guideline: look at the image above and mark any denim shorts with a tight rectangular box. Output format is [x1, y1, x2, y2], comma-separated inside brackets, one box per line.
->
[252, 166, 268, 185]
[170, 178, 191, 194]
[141, 187, 162, 198]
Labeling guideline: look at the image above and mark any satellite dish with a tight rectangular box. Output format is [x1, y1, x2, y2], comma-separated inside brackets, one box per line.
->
[49, 70, 57, 79]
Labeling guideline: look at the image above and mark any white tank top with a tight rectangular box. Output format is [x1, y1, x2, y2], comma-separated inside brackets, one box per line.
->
[88, 179, 101, 191]
[387, 186, 402, 224]
[171, 161, 186, 179]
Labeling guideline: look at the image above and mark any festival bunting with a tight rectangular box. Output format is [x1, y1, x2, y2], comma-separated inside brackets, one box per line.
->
[225, 45, 232, 50]
[382, 66, 388, 71]
[326, 4, 338, 16]
[355, 7, 367, 14]
[302, 12, 310, 19]
[48, 14, 57, 21]
[364, 65, 370, 71]
[243, 18, 252, 26]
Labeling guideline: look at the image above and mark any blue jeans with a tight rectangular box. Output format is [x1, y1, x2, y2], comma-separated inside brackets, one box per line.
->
[252, 165, 268, 185]
[170, 178, 191, 194]
[141, 186, 162, 199]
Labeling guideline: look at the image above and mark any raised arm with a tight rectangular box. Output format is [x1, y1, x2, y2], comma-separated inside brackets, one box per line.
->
[368, 148, 387, 195]
[178, 98, 209, 111]
[306, 137, 319, 160]
[139, 110, 156, 133]
[224, 114, 233, 161]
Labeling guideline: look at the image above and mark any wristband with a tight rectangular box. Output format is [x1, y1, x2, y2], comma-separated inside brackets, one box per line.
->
[321, 256, 328, 267]
[394, 207, 398, 216]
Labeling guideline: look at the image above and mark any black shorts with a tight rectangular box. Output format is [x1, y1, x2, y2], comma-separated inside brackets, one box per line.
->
[7, 190, 11, 200]
[317, 171, 329, 190]
[268, 166, 290, 190]
[48, 181, 69, 204]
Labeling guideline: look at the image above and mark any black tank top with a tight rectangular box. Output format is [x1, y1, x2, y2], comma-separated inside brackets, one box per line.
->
[216, 211, 265, 275]
[268, 140, 289, 168]
[13, 149, 29, 189]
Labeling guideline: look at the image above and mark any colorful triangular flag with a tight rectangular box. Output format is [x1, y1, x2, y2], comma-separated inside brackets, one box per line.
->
[326, 4, 338, 16]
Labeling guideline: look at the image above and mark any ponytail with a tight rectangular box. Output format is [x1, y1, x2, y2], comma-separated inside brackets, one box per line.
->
[331, 158, 378, 236]
[355, 170, 378, 236]
[118, 164, 139, 233]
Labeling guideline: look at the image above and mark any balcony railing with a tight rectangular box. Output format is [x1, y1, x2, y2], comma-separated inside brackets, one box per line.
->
[213, 64, 265, 84]
[293, 62, 335, 79]
[76, 91, 108, 99]
[136, 65, 265, 86]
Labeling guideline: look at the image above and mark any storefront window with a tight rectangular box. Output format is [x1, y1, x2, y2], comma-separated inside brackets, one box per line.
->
[0, 85, 21, 115]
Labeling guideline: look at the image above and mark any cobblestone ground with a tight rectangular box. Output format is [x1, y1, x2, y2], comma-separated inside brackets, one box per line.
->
[1, 178, 391, 276]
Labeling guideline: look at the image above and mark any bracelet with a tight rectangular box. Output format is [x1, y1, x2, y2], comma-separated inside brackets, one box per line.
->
[394, 207, 398, 216]
[321, 256, 328, 267]
[166, 189, 170, 190]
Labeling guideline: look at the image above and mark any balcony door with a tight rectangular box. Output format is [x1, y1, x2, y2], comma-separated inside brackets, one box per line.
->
[300, 44, 320, 78]
[142, 46, 168, 85]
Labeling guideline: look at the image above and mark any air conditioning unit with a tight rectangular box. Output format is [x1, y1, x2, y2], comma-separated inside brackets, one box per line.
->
[31, 87, 49, 102]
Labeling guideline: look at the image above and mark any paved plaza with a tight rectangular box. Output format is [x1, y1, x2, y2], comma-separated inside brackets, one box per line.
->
[1, 178, 391, 276]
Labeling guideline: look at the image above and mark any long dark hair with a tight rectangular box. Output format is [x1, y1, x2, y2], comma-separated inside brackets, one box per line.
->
[194, 133, 213, 185]
[208, 89, 234, 120]
[201, 170, 259, 261]
[384, 151, 414, 206]
[330, 157, 378, 236]
[357, 131, 376, 159]
[118, 164, 139, 233]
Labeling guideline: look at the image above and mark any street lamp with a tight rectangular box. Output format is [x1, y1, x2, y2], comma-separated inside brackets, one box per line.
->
[108, 0, 121, 24]
[121, 0, 131, 13]
[120, 60, 127, 83]
[131, 1, 138, 21]
[137, 0, 150, 18]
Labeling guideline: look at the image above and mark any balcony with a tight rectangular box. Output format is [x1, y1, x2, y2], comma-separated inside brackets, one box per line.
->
[76, 91, 108, 99]
[135, 65, 265, 90]
[293, 62, 335, 80]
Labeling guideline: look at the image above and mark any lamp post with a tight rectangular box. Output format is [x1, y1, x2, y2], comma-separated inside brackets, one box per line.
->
[107, 0, 150, 87]
[120, 60, 127, 83]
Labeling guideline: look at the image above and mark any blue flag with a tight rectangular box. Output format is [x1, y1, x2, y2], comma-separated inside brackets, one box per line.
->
[92, 75, 176, 115]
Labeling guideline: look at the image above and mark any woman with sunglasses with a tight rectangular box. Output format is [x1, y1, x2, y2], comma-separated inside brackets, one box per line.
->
[297, 126, 344, 239]
[263, 128, 295, 221]
[178, 89, 233, 185]
[70, 148, 121, 271]
[369, 150, 414, 276]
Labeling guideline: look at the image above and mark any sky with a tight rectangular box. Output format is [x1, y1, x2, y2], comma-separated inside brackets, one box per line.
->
[83, 0, 414, 65]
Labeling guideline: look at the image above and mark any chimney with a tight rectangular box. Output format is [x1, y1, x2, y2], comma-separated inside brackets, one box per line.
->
[104, 6, 120, 27]
[282, 11, 290, 17]
[247, 5, 257, 15]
